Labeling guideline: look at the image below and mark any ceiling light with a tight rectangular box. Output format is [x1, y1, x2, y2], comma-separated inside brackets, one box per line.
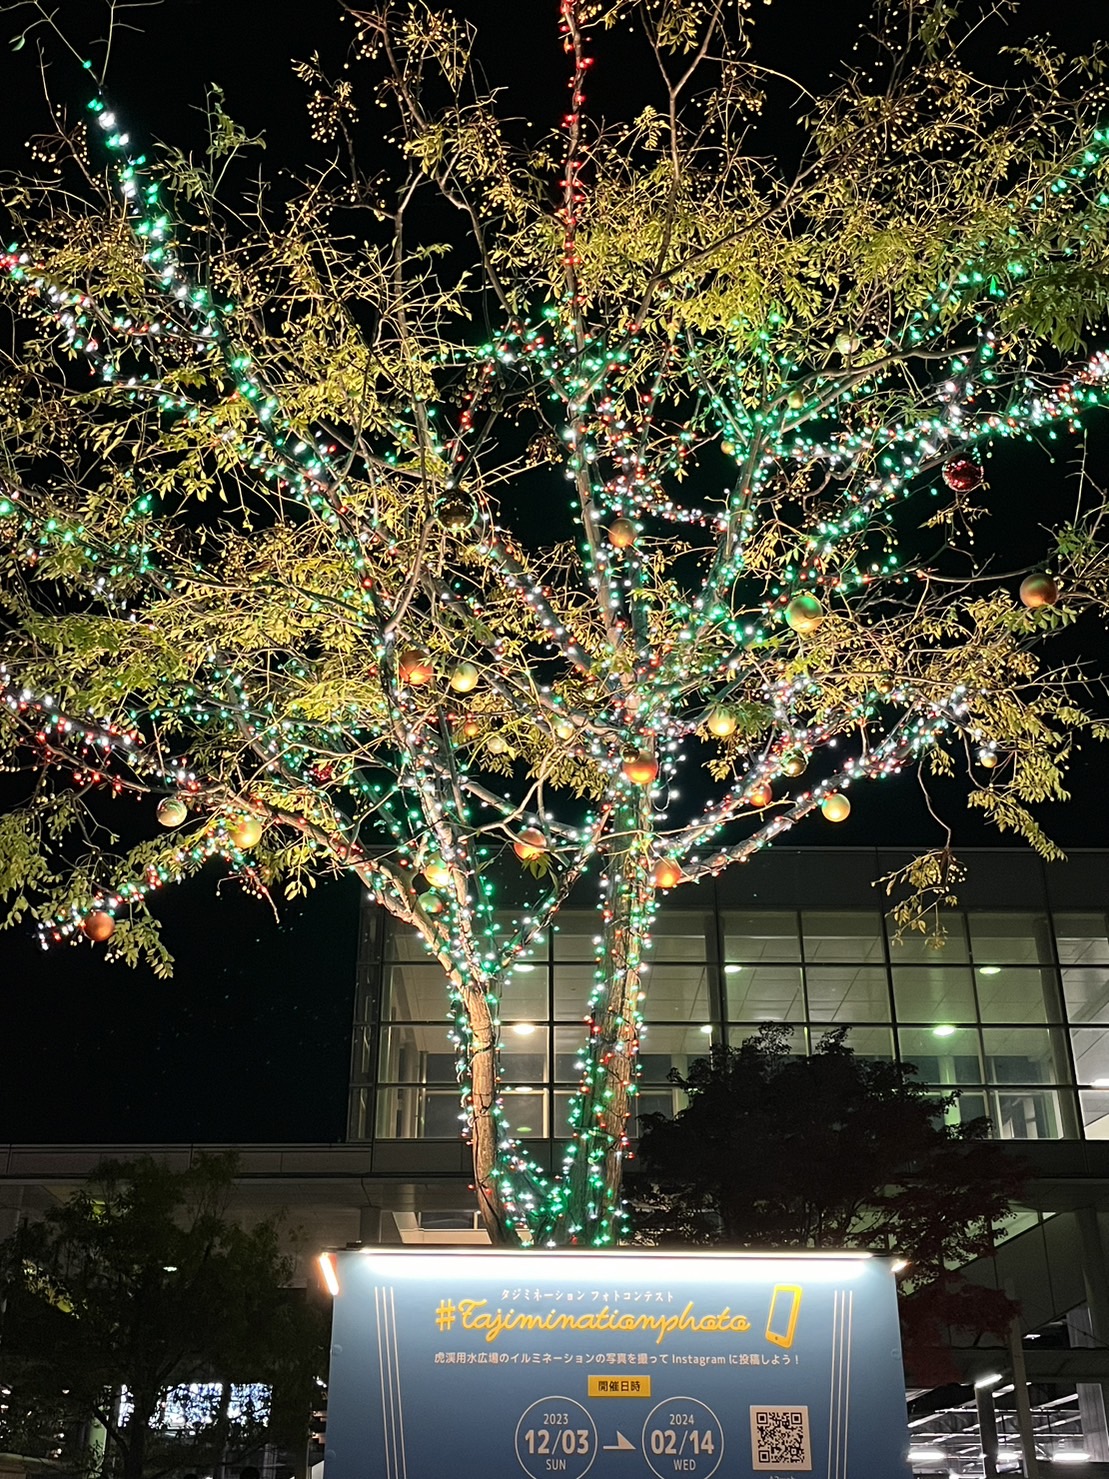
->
[974, 1372, 1002, 1388]
[513, 962, 536, 973]
[512, 1022, 537, 1036]
[724, 964, 742, 975]
[932, 1024, 957, 1038]
[908, 1449, 945, 1464]
[979, 965, 1001, 976]
[700, 1024, 714, 1035]
[1053, 1454, 1090, 1465]
[1091, 1078, 1109, 1089]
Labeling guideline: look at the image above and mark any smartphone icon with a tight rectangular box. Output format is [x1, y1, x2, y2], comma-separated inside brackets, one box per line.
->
[765, 1284, 802, 1348]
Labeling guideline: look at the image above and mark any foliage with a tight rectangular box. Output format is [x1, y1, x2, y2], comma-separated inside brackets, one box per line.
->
[0, 1155, 326, 1479]
[630, 1026, 1027, 1382]
[0, 0, 1108, 1245]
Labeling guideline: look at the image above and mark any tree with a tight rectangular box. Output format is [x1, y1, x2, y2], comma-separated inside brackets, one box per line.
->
[0, 0, 1108, 1248]
[0, 1155, 325, 1479]
[630, 1026, 1028, 1383]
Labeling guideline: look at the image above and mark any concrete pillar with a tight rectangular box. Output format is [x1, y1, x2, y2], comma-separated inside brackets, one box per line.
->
[1075, 1208, 1109, 1461]
[1007, 1316, 1040, 1479]
[977, 1381, 1000, 1479]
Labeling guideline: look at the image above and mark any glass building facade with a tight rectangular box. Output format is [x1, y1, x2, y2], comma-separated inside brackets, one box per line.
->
[348, 847, 1109, 1154]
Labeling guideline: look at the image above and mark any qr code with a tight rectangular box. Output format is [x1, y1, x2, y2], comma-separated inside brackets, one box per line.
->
[750, 1406, 812, 1472]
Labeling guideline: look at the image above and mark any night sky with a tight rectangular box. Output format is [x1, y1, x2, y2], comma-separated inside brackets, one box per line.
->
[0, 0, 1106, 1147]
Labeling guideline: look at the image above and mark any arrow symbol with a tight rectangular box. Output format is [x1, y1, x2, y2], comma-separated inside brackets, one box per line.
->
[603, 1432, 635, 1452]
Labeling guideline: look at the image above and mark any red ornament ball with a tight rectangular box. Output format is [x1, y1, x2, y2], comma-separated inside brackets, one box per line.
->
[514, 827, 547, 861]
[652, 858, 684, 890]
[398, 648, 434, 685]
[622, 751, 659, 786]
[609, 518, 637, 550]
[1019, 573, 1059, 609]
[941, 458, 983, 493]
[747, 783, 773, 809]
[82, 910, 115, 943]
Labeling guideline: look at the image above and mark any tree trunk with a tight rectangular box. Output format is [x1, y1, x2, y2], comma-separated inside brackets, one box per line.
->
[120, 1411, 149, 1479]
[545, 792, 653, 1245]
[461, 978, 511, 1243]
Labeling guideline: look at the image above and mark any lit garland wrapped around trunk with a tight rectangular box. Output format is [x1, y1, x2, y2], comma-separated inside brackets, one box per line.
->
[2, 0, 1109, 1245]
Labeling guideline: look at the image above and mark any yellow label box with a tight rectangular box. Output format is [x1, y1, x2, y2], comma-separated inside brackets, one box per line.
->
[588, 1376, 652, 1399]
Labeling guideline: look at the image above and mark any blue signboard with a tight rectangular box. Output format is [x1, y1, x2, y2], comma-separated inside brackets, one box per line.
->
[324, 1249, 910, 1479]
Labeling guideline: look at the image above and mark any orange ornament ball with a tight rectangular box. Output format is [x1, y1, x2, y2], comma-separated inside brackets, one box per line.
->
[748, 783, 773, 809]
[460, 719, 481, 739]
[1019, 573, 1059, 609]
[398, 648, 434, 685]
[652, 858, 684, 890]
[608, 518, 637, 549]
[82, 910, 115, 943]
[821, 793, 851, 823]
[622, 751, 659, 786]
[514, 827, 547, 861]
[423, 859, 452, 889]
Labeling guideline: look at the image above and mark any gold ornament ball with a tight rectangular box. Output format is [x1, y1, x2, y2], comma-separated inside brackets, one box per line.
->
[82, 910, 115, 943]
[609, 518, 637, 549]
[398, 648, 434, 685]
[486, 732, 509, 754]
[449, 662, 479, 694]
[977, 747, 1000, 769]
[720, 439, 736, 457]
[1019, 573, 1060, 609]
[229, 815, 264, 849]
[706, 707, 737, 739]
[439, 499, 476, 532]
[423, 859, 452, 889]
[157, 796, 188, 828]
[514, 827, 547, 861]
[785, 593, 825, 635]
[835, 330, 861, 355]
[622, 750, 659, 786]
[418, 890, 445, 915]
[554, 719, 575, 741]
[787, 388, 805, 411]
[782, 751, 807, 778]
[748, 783, 773, 809]
[874, 673, 895, 696]
[821, 793, 851, 823]
[652, 858, 684, 889]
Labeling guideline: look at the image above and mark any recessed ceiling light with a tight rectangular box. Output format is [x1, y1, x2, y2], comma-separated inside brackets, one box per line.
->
[908, 1450, 945, 1465]
[1091, 1078, 1109, 1089]
[514, 962, 536, 973]
[1053, 1454, 1090, 1465]
[700, 1024, 714, 1035]
[724, 964, 742, 975]
[512, 1022, 537, 1036]
[979, 965, 1001, 976]
[932, 1024, 957, 1038]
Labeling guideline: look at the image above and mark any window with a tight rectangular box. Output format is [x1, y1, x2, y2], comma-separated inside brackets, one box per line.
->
[1062, 968, 1109, 1025]
[806, 966, 891, 1022]
[969, 912, 1054, 965]
[892, 966, 976, 1022]
[722, 911, 800, 962]
[982, 1027, 1064, 1085]
[897, 1025, 982, 1084]
[974, 968, 1059, 1024]
[887, 914, 969, 963]
[725, 965, 804, 1022]
[1069, 1027, 1109, 1086]
[1054, 912, 1109, 967]
[802, 911, 885, 963]
[813, 1025, 895, 1060]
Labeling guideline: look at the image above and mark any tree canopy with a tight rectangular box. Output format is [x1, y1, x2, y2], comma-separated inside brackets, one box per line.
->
[631, 1025, 1027, 1382]
[0, 1155, 325, 1479]
[1, 0, 1108, 1244]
